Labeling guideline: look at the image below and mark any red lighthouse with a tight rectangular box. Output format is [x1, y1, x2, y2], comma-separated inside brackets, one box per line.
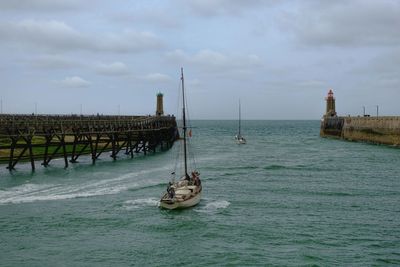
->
[325, 89, 337, 117]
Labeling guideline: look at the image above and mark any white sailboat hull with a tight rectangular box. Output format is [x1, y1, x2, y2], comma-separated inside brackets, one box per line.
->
[235, 135, 246, 144]
[160, 186, 202, 210]
[236, 138, 246, 144]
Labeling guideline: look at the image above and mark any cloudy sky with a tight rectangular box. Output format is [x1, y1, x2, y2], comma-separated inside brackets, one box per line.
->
[0, 0, 399, 119]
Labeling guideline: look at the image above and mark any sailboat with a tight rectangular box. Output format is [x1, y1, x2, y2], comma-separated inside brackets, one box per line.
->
[235, 100, 246, 144]
[159, 68, 202, 210]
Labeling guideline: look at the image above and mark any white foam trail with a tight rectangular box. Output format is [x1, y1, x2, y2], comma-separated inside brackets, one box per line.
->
[123, 198, 159, 210]
[196, 200, 230, 213]
[0, 183, 56, 199]
[0, 165, 171, 205]
[0, 183, 63, 204]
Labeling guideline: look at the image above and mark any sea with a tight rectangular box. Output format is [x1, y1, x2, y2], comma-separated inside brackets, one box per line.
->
[0, 120, 399, 266]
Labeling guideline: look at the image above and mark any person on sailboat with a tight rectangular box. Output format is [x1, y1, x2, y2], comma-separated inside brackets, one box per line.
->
[191, 172, 197, 185]
[167, 182, 175, 199]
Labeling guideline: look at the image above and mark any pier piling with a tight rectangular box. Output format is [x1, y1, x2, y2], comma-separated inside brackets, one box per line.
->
[0, 114, 178, 171]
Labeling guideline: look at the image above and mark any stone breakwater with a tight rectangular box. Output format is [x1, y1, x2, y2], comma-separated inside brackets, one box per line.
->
[320, 116, 400, 146]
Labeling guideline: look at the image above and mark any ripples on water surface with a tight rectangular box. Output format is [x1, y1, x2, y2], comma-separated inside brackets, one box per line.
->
[0, 120, 399, 266]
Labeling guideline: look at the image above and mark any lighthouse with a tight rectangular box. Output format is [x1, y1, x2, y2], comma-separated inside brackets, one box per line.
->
[156, 92, 164, 116]
[325, 89, 337, 117]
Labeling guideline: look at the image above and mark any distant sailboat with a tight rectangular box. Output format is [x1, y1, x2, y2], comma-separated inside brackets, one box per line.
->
[159, 68, 202, 210]
[235, 100, 246, 144]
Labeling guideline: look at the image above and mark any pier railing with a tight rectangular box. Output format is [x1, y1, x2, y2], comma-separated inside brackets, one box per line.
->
[0, 114, 178, 171]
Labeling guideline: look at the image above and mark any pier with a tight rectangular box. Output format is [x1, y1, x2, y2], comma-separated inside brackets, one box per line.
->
[320, 90, 400, 146]
[0, 114, 178, 171]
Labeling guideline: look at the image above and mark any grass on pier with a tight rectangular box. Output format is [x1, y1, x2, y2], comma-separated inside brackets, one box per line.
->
[0, 136, 121, 163]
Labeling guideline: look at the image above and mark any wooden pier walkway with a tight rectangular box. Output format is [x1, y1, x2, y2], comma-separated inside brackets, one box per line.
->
[0, 114, 178, 171]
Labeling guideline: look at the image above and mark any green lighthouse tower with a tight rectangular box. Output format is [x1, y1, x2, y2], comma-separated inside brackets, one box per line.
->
[156, 92, 164, 116]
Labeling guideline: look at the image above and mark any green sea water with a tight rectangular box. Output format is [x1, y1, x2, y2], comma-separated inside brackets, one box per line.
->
[0, 120, 399, 266]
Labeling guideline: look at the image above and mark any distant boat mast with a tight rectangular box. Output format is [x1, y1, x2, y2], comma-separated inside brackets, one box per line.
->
[238, 99, 241, 136]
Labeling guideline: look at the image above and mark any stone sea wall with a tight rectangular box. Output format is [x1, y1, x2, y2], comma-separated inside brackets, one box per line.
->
[320, 117, 344, 138]
[321, 116, 400, 146]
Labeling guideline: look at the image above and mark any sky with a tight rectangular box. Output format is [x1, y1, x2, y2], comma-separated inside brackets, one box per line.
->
[0, 0, 399, 119]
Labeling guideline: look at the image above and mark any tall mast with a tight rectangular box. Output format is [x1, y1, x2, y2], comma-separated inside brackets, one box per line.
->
[181, 67, 188, 178]
[238, 99, 241, 136]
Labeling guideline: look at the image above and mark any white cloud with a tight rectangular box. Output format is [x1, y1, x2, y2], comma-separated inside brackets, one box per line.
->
[0, 0, 80, 11]
[0, 20, 85, 51]
[0, 19, 164, 53]
[31, 55, 80, 69]
[95, 62, 130, 76]
[143, 73, 172, 83]
[165, 49, 186, 61]
[112, 10, 180, 29]
[351, 48, 400, 89]
[181, 0, 271, 17]
[166, 49, 262, 72]
[98, 30, 163, 53]
[279, 0, 400, 47]
[58, 76, 91, 88]
[297, 80, 327, 88]
[192, 50, 229, 66]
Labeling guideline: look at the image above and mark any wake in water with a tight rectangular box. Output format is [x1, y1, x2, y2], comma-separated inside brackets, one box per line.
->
[120, 198, 231, 212]
[0, 166, 171, 205]
[195, 199, 230, 214]
[122, 198, 160, 210]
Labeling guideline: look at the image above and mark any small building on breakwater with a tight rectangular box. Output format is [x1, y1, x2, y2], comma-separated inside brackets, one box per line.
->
[320, 90, 400, 147]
